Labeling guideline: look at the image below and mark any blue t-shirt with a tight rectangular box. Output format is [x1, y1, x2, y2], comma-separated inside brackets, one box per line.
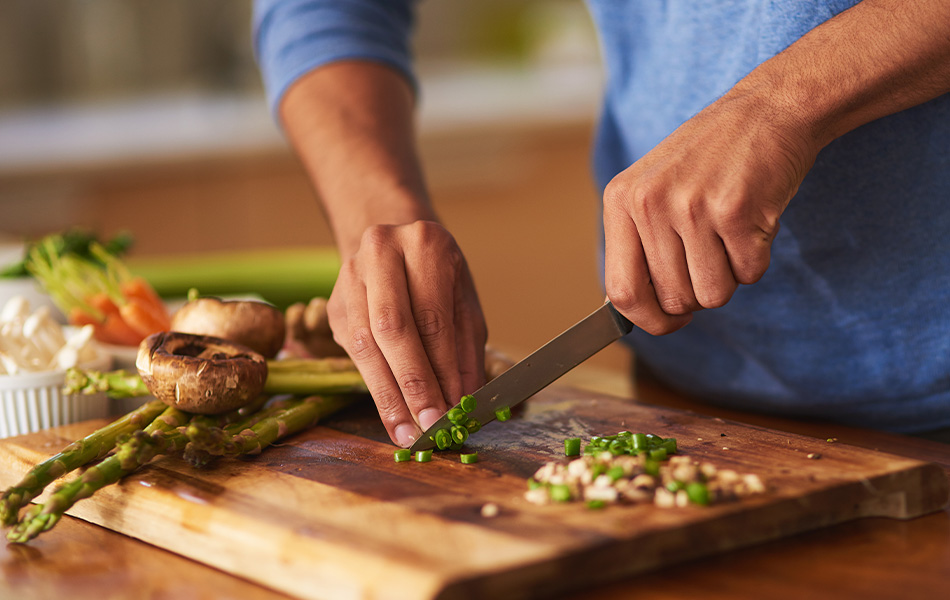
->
[254, 0, 950, 433]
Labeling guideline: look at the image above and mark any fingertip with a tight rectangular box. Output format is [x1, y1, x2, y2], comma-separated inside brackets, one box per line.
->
[393, 422, 422, 448]
[418, 407, 443, 430]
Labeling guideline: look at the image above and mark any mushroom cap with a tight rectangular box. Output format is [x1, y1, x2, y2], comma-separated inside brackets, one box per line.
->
[136, 331, 268, 414]
[170, 298, 286, 358]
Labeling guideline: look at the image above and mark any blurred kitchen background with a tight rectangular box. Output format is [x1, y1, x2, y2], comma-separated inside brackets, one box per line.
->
[0, 0, 630, 390]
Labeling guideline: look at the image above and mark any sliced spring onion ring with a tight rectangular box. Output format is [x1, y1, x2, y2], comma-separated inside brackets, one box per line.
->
[564, 437, 581, 456]
[447, 407, 466, 425]
[549, 484, 572, 502]
[459, 394, 476, 413]
[450, 425, 469, 445]
[435, 428, 452, 450]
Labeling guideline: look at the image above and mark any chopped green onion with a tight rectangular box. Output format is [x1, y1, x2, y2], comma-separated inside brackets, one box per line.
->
[631, 433, 648, 450]
[686, 481, 710, 505]
[607, 465, 625, 481]
[586, 500, 606, 510]
[648, 447, 668, 461]
[662, 438, 678, 454]
[447, 407, 467, 425]
[394, 449, 411, 462]
[495, 406, 512, 422]
[460, 452, 479, 464]
[415, 449, 433, 463]
[464, 418, 481, 434]
[608, 439, 626, 455]
[459, 394, 477, 413]
[564, 437, 582, 456]
[527, 478, 542, 490]
[450, 425, 469, 445]
[666, 480, 685, 493]
[643, 459, 660, 476]
[435, 428, 452, 450]
[549, 484, 572, 503]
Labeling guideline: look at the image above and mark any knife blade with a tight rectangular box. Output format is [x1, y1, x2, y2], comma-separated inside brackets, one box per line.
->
[409, 300, 634, 452]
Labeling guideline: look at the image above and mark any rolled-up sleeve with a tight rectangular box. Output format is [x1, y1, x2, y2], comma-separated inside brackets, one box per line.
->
[253, 0, 418, 117]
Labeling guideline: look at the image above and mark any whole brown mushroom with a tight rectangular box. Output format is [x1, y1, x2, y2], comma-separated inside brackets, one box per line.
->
[171, 297, 286, 358]
[136, 331, 267, 414]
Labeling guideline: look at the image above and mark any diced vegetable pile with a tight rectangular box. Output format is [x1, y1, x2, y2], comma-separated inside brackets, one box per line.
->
[526, 432, 766, 509]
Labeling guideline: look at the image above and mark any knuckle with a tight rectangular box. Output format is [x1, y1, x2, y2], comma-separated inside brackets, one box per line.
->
[695, 287, 733, 309]
[680, 192, 707, 229]
[603, 179, 629, 209]
[373, 306, 411, 339]
[444, 244, 464, 272]
[734, 259, 770, 285]
[659, 296, 694, 316]
[346, 326, 379, 360]
[731, 243, 772, 285]
[360, 225, 396, 253]
[397, 373, 432, 400]
[415, 308, 447, 339]
[409, 219, 446, 241]
[606, 284, 644, 315]
[373, 390, 406, 425]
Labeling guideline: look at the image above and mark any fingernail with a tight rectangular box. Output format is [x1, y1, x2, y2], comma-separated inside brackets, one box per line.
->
[418, 408, 443, 430]
[394, 423, 420, 448]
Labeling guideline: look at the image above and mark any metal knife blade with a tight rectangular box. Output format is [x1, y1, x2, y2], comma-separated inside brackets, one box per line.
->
[409, 301, 634, 452]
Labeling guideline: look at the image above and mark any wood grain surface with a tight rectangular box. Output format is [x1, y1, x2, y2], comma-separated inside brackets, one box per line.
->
[0, 387, 947, 600]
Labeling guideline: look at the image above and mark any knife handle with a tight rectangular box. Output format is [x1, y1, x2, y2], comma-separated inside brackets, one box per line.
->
[605, 301, 635, 335]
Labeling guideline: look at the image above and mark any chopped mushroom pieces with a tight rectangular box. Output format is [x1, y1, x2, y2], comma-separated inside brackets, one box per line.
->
[525, 435, 767, 508]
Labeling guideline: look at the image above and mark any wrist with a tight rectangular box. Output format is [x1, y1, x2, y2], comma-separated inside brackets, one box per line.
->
[330, 191, 438, 261]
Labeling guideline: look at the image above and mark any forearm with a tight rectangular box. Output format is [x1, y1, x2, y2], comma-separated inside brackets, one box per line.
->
[734, 0, 950, 150]
[279, 61, 436, 260]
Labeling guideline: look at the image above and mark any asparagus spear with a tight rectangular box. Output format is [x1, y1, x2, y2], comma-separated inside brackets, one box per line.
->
[0, 399, 166, 526]
[182, 398, 289, 468]
[8, 397, 352, 542]
[7, 405, 191, 543]
[184, 395, 353, 462]
[262, 369, 366, 396]
[64, 368, 151, 399]
[65, 358, 367, 400]
[221, 395, 353, 456]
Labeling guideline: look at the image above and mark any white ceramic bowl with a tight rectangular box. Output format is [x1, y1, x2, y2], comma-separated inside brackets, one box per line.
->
[0, 352, 113, 439]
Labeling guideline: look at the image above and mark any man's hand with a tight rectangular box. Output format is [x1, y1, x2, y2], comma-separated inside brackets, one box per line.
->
[326, 220, 487, 447]
[603, 91, 815, 334]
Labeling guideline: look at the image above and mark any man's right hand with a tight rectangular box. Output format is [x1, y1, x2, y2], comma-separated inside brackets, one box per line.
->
[326, 220, 488, 447]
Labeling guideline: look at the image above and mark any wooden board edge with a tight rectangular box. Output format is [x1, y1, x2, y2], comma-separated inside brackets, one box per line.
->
[429, 462, 950, 599]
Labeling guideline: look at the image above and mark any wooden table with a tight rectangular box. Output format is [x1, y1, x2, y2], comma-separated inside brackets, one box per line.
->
[1, 375, 947, 600]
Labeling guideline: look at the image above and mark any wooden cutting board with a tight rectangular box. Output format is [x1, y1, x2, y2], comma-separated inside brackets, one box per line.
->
[0, 387, 947, 600]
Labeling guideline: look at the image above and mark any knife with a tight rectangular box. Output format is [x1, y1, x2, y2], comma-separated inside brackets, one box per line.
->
[409, 300, 634, 452]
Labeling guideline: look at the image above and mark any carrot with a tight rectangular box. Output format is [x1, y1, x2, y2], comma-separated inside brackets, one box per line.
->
[120, 277, 170, 327]
[119, 297, 169, 338]
[87, 292, 120, 317]
[68, 306, 100, 328]
[93, 313, 144, 347]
